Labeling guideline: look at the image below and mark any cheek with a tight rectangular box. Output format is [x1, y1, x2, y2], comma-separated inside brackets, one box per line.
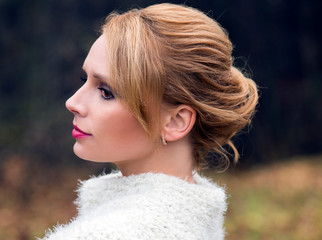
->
[94, 106, 152, 160]
[104, 113, 144, 144]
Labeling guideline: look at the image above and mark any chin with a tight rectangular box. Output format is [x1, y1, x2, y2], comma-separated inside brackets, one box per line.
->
[73, 145, 110, 163]
[73, 143, 92, 161]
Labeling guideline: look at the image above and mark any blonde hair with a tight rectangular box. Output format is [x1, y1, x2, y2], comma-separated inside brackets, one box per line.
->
[101, 3, 258, 170]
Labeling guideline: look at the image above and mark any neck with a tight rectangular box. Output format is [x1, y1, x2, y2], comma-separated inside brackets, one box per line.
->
[116, 136, 195, 183]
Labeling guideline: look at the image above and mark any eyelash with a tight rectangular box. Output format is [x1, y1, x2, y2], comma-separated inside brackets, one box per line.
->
[98, 87, 114, 100]
[80, 76, 87, 82]
[79, 76, 114, 100]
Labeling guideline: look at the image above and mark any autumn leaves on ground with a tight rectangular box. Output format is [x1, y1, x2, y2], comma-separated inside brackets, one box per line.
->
[0, 155, 321, 240]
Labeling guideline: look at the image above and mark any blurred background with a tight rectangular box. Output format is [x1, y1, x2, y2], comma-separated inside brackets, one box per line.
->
[0, 0, 321, 239]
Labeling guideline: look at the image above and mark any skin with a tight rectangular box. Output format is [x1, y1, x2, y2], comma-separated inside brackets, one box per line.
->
[66, 34, 196, 182]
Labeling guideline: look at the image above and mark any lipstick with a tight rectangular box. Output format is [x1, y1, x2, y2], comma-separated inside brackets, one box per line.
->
[72, 124, 92, 139]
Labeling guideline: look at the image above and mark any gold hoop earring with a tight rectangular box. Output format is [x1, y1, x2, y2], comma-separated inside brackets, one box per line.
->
[162, 133, 167, 146]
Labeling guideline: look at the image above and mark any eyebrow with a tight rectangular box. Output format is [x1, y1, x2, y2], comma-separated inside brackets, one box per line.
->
[82, 66, 108, 81]
[93, 72, 108, 80]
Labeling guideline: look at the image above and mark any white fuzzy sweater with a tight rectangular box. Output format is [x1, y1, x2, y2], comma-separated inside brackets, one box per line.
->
[40, 172, 226, 240]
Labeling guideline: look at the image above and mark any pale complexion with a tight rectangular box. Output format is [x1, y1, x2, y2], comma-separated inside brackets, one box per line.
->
[66, 34, 196, 182]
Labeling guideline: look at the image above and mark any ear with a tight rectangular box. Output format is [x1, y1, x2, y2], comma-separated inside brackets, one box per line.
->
[161, 105, 196, 142]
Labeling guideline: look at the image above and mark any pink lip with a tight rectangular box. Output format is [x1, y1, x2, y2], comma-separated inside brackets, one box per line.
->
[72, 124, 92, 139]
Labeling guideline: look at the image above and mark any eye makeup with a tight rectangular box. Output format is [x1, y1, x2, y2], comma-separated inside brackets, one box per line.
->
[98, 86, 114, 100]
[80, 68, 115, 101]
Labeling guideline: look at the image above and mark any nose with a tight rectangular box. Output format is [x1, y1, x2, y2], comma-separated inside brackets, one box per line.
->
[65, 87, 88, 117]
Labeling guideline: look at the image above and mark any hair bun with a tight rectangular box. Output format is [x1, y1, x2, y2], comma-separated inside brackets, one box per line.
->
[230, 66, 248, 95]
[231, 66, 244, 79]
[230, 66, 258, 123]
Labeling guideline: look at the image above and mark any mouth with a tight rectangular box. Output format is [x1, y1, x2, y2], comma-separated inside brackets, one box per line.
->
[72, 124, 92, 139]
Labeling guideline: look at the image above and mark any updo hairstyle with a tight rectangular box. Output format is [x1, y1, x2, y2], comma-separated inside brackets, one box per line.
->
[101, 3, 258, 170]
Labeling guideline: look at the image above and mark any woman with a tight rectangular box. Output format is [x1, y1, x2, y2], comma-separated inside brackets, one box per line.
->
[40, 3, 258, 240]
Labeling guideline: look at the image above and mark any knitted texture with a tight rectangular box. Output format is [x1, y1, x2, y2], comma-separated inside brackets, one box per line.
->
[39, 172, 227, 240]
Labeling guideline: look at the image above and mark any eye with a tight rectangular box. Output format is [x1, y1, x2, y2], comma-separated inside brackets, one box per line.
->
[98, 87, 114, 100]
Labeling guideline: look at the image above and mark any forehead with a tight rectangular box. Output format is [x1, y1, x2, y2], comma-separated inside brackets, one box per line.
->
[83, 35, 108, 75]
